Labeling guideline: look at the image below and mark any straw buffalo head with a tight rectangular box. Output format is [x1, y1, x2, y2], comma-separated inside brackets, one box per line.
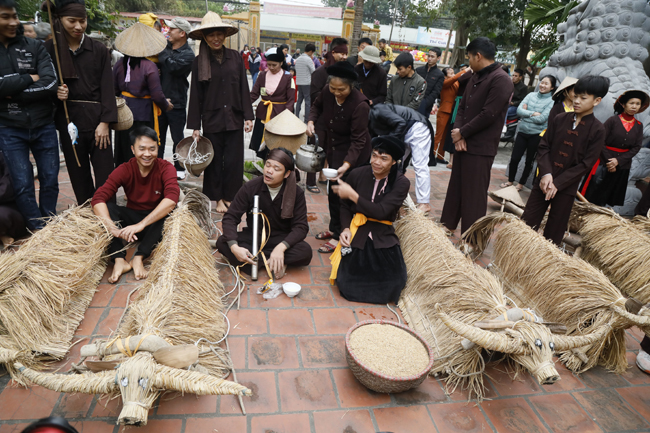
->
[15, 340, 250, 426]
[435, 304, 608, 385]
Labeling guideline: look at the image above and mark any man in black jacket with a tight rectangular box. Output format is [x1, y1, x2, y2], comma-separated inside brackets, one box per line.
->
[0, 0, 59, 230]
[158, 17, 195, 180]
[369, 103, 433, 213]
[416, 47, 444, 116]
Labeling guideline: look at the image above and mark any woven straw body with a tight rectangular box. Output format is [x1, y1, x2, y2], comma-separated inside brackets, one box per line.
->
[115, 23, 167, 58]
[345, 320, 434, 393]
[111, 97, 133, 131]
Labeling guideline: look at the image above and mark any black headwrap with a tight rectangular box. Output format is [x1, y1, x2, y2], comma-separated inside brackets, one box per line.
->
[267, 148, 296, 219]
[43, 0, 87, 80]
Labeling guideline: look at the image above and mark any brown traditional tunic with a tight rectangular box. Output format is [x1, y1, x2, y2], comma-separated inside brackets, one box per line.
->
[216, 176, 312, 269]
[522, 112, 605, 245]
[45, 36, 117, 205]
[250, 70, 295, 120]
[600, 115, 643, 169]
[354, 63, 387, 106]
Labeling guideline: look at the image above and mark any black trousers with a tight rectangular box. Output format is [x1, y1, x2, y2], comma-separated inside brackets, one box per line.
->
[0, 203, 26, 238]
[202, 130, 244, 203]
[249, 118, 265, 157]
[635, 185, 650, 216]
[327, 171, 351, 241]
[641, 335, 650, 353]
[440, 152, 494, 235]
[508, 132, 542, 185]
[157, 108, 187, 171]
[106, 202, 166, 259]
[521, 184, 575, 245]
[215, 230, 312, 273]
[57, 120, 115, 205]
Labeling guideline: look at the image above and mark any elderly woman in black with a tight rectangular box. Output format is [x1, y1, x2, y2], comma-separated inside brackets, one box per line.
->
[307, 61, 372, 253]
[329, 136, 410, 304]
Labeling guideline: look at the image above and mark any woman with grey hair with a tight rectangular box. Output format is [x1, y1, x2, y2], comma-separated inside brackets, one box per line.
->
[307, 61, 371, 254]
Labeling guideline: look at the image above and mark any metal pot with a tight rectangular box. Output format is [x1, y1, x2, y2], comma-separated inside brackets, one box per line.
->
[295, 134, 326, 173]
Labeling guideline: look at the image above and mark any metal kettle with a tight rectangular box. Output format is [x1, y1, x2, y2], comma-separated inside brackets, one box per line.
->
[295, 134, 326, 173]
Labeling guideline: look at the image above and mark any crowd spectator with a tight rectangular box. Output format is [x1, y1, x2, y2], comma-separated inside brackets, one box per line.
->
[241, 44, 250, 74]
[34, 22, 52, 41]
[416, 47, 444, 122]
[508, 68, 529, 118]
[377, 38, 393, 65]
[354, 45, 387, 106]
[249, 47, 261, 85]
[22, 22, 36, 38]
[379, 50, 390, 73]
[347, 37, 372, 66]
[434, 67, 468, 168]
[295, 43, 316, 124]
[292, 48, 301, 59]
[386, 52, 426, 110]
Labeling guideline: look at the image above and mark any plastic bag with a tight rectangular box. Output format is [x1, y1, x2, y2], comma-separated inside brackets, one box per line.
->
[257, 282, 283, 299]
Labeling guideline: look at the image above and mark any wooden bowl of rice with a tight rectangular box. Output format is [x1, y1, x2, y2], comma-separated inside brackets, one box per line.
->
[345, 319, 434, 393]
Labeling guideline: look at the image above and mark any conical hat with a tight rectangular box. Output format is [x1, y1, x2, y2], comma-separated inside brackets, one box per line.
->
[115, 23, 167, 58]
[553, 76, 578, 100]
[491, 185, 525, 208]
[189, 11, 238, 40]
[264, 110, 307, 136]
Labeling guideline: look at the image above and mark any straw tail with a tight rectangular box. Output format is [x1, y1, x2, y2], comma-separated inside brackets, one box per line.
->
[153, 364, 252, 396]
[181, 189, 212, 234]
[15, 363, 117, 394]
[435, 304, 527, 355]
[462, 212, 519, 255]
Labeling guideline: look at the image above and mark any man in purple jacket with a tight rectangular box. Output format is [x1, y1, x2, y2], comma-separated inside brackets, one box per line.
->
[441, 37, 514, 240]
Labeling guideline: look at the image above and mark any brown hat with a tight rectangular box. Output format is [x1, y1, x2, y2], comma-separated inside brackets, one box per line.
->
[115, 23, 167, 58]
[189, 11, 238, 39]
[263, 110, 308, 154]
[614, 89, 650, 114]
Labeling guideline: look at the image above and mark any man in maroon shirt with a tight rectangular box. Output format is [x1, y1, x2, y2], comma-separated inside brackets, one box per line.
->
[91, 126, 180, 283]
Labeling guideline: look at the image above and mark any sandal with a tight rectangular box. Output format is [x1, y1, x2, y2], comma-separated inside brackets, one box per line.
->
[307, 185, 321, 194]
[315, 230, 334, 240]
[318, 241, 337, 254]
[500, 182, 513, 188]
[516, 184, 524, 191]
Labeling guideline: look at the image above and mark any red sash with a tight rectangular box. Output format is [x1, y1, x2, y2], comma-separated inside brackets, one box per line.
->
[580, 146, 629, 195]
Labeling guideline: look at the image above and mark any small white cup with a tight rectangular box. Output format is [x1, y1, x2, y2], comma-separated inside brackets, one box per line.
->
[322, 168, 338, 179]
[282, 282, 301, 297]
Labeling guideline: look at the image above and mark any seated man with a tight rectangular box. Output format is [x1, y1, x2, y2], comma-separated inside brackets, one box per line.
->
[216, 148, 312, 278]
[330, 136, 410, 304]
[91, 126, 180, 283]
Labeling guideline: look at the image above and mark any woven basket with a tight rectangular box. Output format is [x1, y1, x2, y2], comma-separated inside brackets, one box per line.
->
[111, 97, 133, 131]
[345, 319, 434, 394]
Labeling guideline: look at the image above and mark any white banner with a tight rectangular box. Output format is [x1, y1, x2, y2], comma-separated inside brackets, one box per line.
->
[416, 27, 455, 48]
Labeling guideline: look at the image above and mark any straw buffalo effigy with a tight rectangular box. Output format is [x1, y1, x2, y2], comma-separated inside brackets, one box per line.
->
[15, 191, 250, 426]
[0, 205, 111, 378]
[465, 212, 650, 375]
[395, 208, 603, 400]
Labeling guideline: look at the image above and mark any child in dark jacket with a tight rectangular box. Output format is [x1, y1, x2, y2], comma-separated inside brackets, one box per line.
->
[521, 76, 610, 245]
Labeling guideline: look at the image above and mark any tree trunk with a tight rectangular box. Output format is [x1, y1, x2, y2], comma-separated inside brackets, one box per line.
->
[517, 28, 532, 84]
[449, 23, 469, 67]
[351, 0, 365, 56]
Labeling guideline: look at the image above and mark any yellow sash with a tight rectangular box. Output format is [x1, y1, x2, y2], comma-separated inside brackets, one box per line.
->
[262, 99, 287, 124]
[121, 91, 162, 145]
[329, 213, 392, 285]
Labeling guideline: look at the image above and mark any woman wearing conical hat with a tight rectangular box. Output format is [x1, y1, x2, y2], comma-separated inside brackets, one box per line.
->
[187, 12, 254, 214]
[112, 22, 172, 166]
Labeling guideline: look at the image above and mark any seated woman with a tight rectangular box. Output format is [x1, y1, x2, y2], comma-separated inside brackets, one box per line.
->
[91, 126, 180, 283]
[330, 136, 410, 304]
[216, 148, 312, 278]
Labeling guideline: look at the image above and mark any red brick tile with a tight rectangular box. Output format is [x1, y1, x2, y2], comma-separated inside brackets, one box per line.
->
[75, 307, 104, 336]
[0, 424, 30, 433]
[53, 393, 93, 418]
[96, 308, 124, 336]
[374, 405, 436, 431]
[47, 340, 84, 372]
[282, 265, 313, 285]
[355, 306, 399, 322]
[529, 393, 602, 433]
[540, 360, 586, 392]
[628, 326, 645, 342]
[393, 377, 448, 405]
[185, 416, 247, 432]
[579, 365, 629, 389]
[92, 395, 133, 418]
[313, 409, 376, 433]
[0, 385, 60, 420]
[625, 331, 641, 350]
[222, 336, 246, 370]
[119, 419, 182, 433]
[574, 389, 649, 432]
[268, 308, 314, 335]
[249, 287, 293, 308]
[228, 309, 268, 335]
[69, 420, 115, 433]
[156, 392, 217, 415]
[482, 397, 547, 433]
[330, 285, 375, 308]
[248, 336, 300, 369]
[109, 283, 140, 307]
[293, 285, 335, 307]
[445, 375, 498, 401]
[250, 413, 311, 433]
[428, 401, 492, 433]
[312, 308, 356, 334]
[485, 365, 541, 396]
[617, 386, 650, 422]
[220, 371, 278, 414]
[89, 283, 117, 307]
[298, 336, 347, 368]
[621, 351, 650, 385]
[278, 370, 338, 411]
[311, 266, 333, 285]
[332, 368, 391, 408]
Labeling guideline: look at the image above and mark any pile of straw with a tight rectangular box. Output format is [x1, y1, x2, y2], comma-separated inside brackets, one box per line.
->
[465, 212, 650, 374]
[0, 205, 111, 376]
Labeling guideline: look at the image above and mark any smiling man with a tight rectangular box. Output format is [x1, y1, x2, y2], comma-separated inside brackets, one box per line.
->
[45, 0, 117, 205]
[216, 148, 312, 279]
[91, 126, 180, 283]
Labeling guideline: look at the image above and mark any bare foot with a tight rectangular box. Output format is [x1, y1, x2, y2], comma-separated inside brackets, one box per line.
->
[0, 235, 14, 246]
[417, 203, 431, 214]
[109, 258, 132, 283]
[131, 255, 148, 280]
[216, 199, 229, 213]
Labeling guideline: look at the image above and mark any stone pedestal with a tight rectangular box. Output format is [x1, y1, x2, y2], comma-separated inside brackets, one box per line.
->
[342, 8, 354, 39]
[248, 1, 260, 48]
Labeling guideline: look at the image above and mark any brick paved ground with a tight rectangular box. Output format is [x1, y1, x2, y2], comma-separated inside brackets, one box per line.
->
[0, 159, 648, 433]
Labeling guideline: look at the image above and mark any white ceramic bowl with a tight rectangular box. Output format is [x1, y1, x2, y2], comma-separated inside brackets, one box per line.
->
[283, 282, 301, 297]
[322, 168, 338, 179]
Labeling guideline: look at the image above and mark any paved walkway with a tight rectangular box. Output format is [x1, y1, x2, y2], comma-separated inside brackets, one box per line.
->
[0, 158, 648, 433]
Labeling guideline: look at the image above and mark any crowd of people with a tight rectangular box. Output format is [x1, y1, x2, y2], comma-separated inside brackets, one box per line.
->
[1, 0, 649, 371]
